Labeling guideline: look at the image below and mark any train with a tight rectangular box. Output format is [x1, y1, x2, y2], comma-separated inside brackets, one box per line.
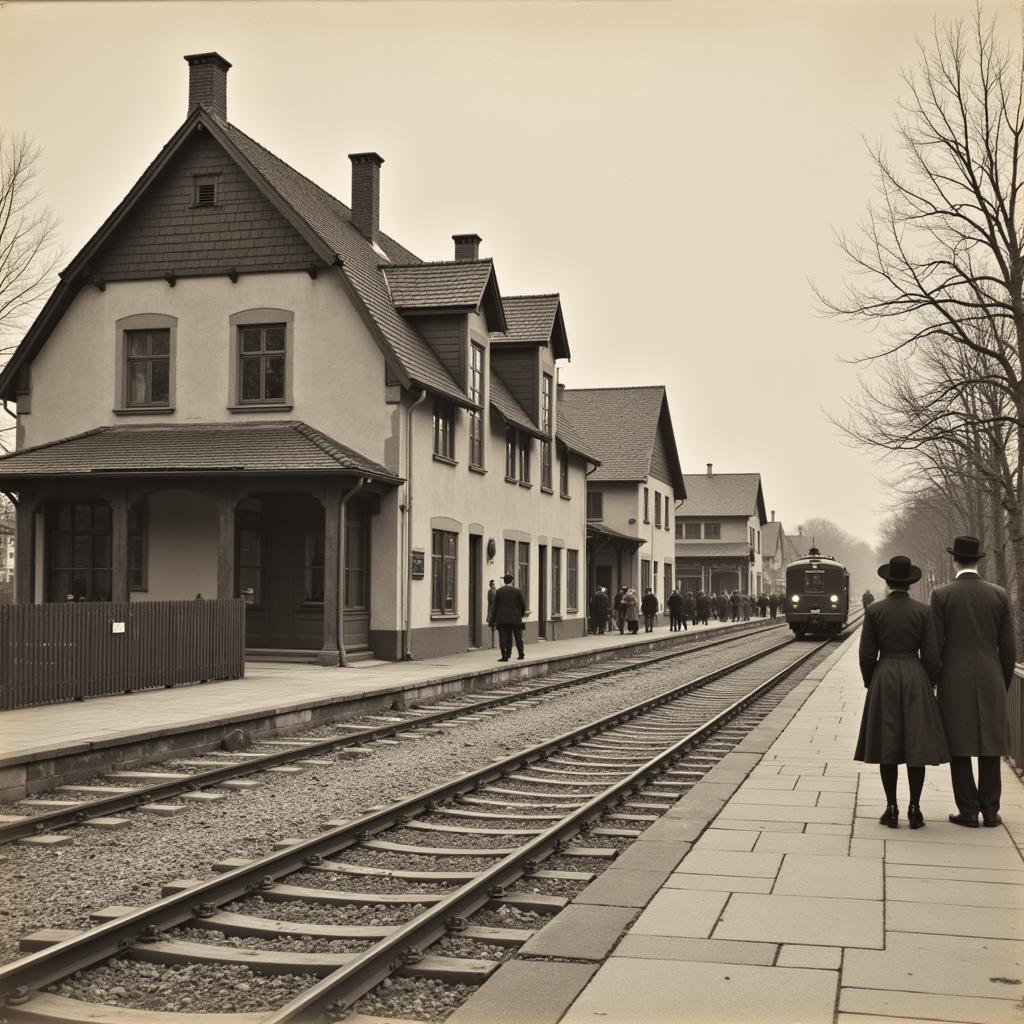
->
[785, 547, 850, 638]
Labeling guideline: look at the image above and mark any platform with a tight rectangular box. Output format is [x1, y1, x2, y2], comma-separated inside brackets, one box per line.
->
[0, 617, 778, 801]
[455, 632, 1024, 1024]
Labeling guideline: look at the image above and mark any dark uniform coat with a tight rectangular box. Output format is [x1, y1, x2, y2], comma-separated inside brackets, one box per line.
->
[489, 584, 526, 627]
[855, 592, 948, 766]
[641, 593, 659, 616]
[682, 593, 696, 619]
[930, 573, 1016, 756]
[667, 592, 684, 616]
[696, 593, 710, 620]
[589, 590, 609, 622]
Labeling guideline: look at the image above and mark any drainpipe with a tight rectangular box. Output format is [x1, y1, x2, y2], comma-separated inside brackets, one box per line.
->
[402, 388, 429, 660]
[338, 476, 368, 668]
[1, 401, 16, 420]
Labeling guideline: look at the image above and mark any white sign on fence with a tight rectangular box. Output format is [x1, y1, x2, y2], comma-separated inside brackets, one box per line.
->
[111, 621, 126, 634]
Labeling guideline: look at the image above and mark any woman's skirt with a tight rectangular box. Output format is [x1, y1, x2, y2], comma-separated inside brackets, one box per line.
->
[854, 656, 950, 766]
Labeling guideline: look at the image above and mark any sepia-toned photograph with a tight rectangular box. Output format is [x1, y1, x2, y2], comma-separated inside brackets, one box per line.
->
[0, 1, 1021, 1021]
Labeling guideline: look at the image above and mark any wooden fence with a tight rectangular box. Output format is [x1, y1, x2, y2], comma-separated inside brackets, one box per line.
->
[0, 598, 245, 710]
[1011, 668, 1024, 776]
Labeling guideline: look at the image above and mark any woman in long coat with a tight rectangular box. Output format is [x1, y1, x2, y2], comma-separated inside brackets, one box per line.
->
[622, 589, 640, 634]
[855, 555, 949, 828]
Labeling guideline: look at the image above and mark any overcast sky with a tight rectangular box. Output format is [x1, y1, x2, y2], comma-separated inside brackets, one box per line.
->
[3, 0, 1015, 547]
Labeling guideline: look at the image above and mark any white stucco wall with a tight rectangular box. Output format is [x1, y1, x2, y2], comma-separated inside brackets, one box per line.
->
[20, 272, 395, 464]
[134, 489, 218, 601]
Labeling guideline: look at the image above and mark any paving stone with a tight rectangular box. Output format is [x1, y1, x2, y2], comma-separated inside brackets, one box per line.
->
[714, 893, 884, 948]
[887, 900, 1024, 940]
[664, 873, 774, 894]
[84, 817, 130, 830]
[573, 869, 670, 908]
[777, 944, 842, 969]
[17, 834, 71, 847]
[886, 876, 1024, 909]
[674, 849, 782, 878]
[753, 832, 850, 856]
[849, 838, 884, 858]
[607, 840, 690, 873]
[843, 932, 1024, 998]
[731, 787, 820, 807]
[640, 818, 709, 843]
[816, 791, 857, 808]
[448, 960, 596, 1024]
[795, 776, 858, 793]
[738, 776, 797, 791]
[718, 802, 851, 824]
[613, 933, 777, 966]
[839, 986, 1023, 1023]
[630, 889, 728, 938]
[561, 958, 837, 1024]
[885, 839, 1024, 871]
[774, 853, 882, 899]
[693, 829, 759, 852]
[885, 862, 1024, 885]
[519, 904, 636, 960]
[710, 818, 805, 833]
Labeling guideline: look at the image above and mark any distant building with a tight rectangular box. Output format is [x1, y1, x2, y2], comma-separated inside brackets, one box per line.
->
[0, 524, 13, 584]
[561, 386, 685, 606]
[761, 514, 786, 594]
[675, 465, 768, 595]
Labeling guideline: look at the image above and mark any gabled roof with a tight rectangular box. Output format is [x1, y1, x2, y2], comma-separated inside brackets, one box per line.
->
[678, 472, 768, 525]
[555, 398, 600, 464]
[489, 369, 544, 439]
[381, 259, 506, 329]
[0, 108, 472, 406]
[762, 520, 784, 556]
[491, 294, 570, 360]
[0, 421, 400, 481]
[561, 386, 685, 498]
[785, 533, 815, 562]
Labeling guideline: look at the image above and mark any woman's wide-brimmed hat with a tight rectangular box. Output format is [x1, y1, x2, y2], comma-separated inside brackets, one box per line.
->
[877, 555, 922, 585]
[946, 535, 985, 560]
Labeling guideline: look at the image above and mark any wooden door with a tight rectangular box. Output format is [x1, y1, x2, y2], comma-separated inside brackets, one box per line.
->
[538, 544, 548, 638]
[468, 535, 482, 648]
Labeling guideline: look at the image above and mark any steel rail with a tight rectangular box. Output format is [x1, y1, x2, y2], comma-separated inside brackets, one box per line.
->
[0, 629, 806, 1007]
[265, 624, 860, 1022]
[0, 619, 786, 845]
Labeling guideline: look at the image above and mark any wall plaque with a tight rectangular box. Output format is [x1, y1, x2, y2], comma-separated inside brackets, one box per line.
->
[410, 548, 425, 579]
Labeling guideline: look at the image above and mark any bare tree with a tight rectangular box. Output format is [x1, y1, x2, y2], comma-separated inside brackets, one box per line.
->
[818, 7, 1024, 648]
[797, 517, 878, 595]
[0, 130, 63, 452]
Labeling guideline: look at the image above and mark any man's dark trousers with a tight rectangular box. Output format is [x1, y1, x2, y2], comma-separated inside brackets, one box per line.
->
[498, 623, 524, 660]
[950, 756, 1002, 815]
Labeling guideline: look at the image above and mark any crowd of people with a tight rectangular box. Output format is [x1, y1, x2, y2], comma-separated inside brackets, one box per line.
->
[587, 585, 786, 635]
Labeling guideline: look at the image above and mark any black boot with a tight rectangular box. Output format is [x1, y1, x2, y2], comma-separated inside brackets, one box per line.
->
[907, 804, 924, 829]
[879, 805, 899, 828]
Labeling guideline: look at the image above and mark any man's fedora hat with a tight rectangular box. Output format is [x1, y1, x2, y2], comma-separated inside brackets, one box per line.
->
[947, 535, 985, 560]
[502, 573, 514, 583]
[877, 555, 922, 585]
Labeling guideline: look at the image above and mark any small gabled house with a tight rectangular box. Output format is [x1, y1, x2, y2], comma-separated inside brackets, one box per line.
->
[560, 386, 685, 606]
[675, 466, 768, 596]
[0, 53, 596, 663]
[761, 514, 786, 594]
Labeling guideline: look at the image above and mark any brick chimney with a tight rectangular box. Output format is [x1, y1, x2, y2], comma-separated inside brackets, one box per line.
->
[453, 234, 482, 261]
[349, 153, 384, 244]
[185, 52, 231, 120]
[706, 463, 713, 477]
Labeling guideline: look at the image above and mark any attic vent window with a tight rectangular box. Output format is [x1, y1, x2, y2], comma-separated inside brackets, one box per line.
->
[193, 175, 218, 208]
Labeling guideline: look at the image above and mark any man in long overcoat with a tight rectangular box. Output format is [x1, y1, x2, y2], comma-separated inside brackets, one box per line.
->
[930, 535, 1017, 827]
[614, 587, 627, 634]
[768, 592, 778, 619]
[696, 591, 709, 626]
[489, 572, 527, 662]
[589, 587, 609, 635]
[486, 580, 497, 646]
[666, 589, 684, 631]
[682, 591, 696, 629]
[730, 591, 740, 622]
[641, 588, 659, 632]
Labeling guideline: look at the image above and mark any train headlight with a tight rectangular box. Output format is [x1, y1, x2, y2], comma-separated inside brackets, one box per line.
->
[830, 594, 839, 604]
[791, 595, 799, 604]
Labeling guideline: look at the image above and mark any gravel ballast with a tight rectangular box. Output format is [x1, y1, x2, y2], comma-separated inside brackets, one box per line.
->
[0, 630, 791, 966]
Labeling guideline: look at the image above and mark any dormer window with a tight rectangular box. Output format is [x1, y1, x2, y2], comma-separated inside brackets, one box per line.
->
[193, 174, 218, 207]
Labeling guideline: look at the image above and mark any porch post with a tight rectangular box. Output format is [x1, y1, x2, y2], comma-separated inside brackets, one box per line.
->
[319, 485, 342, 667]
[14, 491, 36, 604]
[216, 490, 236, 601]
[111, 491, 130, 604]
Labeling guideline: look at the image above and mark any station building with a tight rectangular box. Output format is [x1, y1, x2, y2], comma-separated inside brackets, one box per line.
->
[674, 466, 768, 595]
[560, 386, 685, 604]
[761, 514, 787, 594]
[0, 52, 600, 664]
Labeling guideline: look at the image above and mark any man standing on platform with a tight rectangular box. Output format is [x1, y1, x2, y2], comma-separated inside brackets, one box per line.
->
[930, 535, 1016, 828]
[696, 590, 710, 626]
[641, 587, 659, 633]
[486, 579, 497, 647]
[589, 586, 609, 636]
[489, 572, 527, 663]
[768, 592, 778, 619]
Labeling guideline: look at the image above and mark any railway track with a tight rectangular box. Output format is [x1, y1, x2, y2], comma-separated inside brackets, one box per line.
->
[0, 617, 860, 1023]
[2, 620, 789, 846]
